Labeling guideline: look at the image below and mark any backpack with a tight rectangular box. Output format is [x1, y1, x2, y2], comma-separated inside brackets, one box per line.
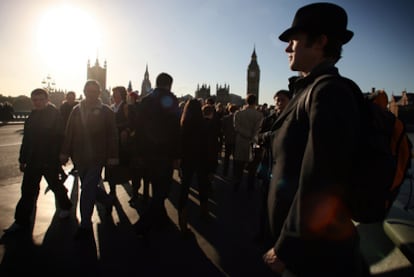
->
[306, 75, 413, 223]
[133, 89, 180, 159]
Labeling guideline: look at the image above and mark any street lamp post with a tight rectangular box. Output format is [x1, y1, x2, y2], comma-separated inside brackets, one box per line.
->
[41, 74, 56, 93]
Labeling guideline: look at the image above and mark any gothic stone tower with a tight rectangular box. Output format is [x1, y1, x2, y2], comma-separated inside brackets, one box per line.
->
[195, 84, 211, 100]
[216, 84, 230, 105]
[87, 58, 107, 91]
[141, 64, 152, 98]
[247, 47, 260, 103]
[87, 58, 109, 104]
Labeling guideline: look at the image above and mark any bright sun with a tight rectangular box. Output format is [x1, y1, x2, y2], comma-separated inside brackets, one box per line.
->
[36, 4, 101, 69]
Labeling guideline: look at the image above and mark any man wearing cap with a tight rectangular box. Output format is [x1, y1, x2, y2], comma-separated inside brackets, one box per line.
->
[263, 3, 369, 276]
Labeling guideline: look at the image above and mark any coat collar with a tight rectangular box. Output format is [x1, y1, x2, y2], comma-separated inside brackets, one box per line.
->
[289, 61, 339, 95]
[270, 62, 340, 131]
[79, 99, 104, 125]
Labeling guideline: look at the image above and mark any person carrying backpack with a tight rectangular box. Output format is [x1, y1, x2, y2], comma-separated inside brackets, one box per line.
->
[263, 3, 370, 276]
[132, 72, 181, 237]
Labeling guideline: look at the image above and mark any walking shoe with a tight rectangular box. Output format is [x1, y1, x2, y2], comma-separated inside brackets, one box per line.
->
[58, 209, 71, 219]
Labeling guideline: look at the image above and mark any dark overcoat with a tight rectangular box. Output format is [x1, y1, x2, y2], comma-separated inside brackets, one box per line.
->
[268, 63, 367, 276]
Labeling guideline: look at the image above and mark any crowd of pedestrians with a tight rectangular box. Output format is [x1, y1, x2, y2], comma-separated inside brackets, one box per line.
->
[3, 72, 281, 240]
[3, 3, 374, 276]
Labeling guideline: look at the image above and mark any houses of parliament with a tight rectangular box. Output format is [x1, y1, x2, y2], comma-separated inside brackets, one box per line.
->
[83, 48, 260, 107]
[5, 48, 414, 126]
[83, 48, 413, 121]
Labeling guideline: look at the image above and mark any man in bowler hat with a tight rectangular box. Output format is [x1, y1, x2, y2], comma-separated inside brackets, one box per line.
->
[263, 3, 370, 276]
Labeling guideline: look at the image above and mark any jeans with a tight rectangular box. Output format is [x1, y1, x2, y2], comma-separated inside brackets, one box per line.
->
[78, 165, 111, 228]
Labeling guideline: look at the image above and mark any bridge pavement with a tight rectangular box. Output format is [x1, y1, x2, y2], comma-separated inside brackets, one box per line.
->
[0, 123, 412, 276]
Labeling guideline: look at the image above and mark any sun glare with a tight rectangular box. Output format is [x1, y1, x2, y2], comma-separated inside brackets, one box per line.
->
[36, 4, 101, 69]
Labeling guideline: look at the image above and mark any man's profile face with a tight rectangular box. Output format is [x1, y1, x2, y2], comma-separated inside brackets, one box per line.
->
[284, 32, 316, 74]
[31, 94, 48, 110]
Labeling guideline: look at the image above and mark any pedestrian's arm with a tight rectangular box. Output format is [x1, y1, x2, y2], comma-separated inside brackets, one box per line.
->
[105, 108, 119, 166]
[60, 108, 75, 164]
[263, 247, 286, 274]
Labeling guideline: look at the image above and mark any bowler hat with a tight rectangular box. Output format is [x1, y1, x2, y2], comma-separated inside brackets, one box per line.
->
[279, 2, 354, 44]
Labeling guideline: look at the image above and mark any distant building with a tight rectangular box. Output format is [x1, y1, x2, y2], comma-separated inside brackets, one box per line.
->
[216, 84, 230, 105]
[178, 94, 193, 104]
[363, 87, 414, 129]
[87, 58, 110, 104]
[391, 90, 414, 106]
[48, 90, 65, 108]
[195, 84, 211, 100]
[141, 64, 152, 98]
[229, 94, 244, 107]
[127, 80, 133, 93]
[390, 91, 414, 128]
[247, 47, 260, 103]
[87, 58, 107, 90]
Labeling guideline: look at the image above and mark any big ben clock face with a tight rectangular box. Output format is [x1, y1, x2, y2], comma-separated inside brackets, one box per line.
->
[249, 71, 256, 77]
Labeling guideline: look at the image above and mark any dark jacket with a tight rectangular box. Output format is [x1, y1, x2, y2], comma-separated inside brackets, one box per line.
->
[61, 100, 119, 171]
[134, 88, 181, 160]
[269, 63, 364, 276]
[60, 100, 78, 129]
[221, 113, 236, 145]
[19, 104, 64, 166]
[114, 101, 129, 132]
[181, 117, 209, 165]
[204, 117, 220, 172]
[113, 101, 129, 165]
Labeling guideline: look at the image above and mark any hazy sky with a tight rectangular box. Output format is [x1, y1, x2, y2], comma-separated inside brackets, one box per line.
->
[1, 0, 413, 105]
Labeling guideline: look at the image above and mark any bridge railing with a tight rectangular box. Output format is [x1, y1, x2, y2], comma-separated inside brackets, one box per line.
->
[0, 112, 30, 124]
[12, 112, 31, 121]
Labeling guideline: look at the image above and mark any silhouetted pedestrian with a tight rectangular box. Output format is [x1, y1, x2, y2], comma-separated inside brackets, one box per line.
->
[4, 88, 72, 235]
[60, 79, 118, 240]
[233, 94, 263, 192]
[178, 99, 210, 233]
[105, 86, 130, 196]
[132, 72, 181, 237]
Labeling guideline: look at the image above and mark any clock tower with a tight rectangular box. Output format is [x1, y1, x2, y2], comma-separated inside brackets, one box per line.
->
[247, 47, 260, 103]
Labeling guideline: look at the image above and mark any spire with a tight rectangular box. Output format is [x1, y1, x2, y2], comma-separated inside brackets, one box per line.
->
[251, 45, 257, 60]
[141, 64, 152, 97]
[128, 80, 133, 92]
[144, 63, 149, 79]
[96, 48, 99, 65]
